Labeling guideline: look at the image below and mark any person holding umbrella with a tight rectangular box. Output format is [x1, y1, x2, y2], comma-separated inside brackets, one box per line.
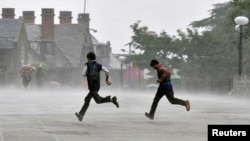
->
[19, 65, 35, 89]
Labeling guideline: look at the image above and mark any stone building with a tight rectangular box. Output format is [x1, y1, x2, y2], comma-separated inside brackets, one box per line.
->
[0, 8, 29, 86]
[0, 8, 121, 87]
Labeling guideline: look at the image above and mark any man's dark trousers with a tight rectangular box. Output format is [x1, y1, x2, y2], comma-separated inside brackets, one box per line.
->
[79, 89, 111, 116]
[149, 83, 186, 118]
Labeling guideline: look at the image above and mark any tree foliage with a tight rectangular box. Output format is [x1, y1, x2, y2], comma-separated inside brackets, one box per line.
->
[130, 21, 183, 71]
[129, 0, 250, 84]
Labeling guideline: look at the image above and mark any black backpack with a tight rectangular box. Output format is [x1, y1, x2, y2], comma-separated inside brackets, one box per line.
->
[87, 61, 102, 81]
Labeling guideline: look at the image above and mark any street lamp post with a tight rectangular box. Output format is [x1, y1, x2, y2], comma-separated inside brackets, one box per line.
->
[234, 16, 249, 77]
[118, 56, 126, 88]
[128, 43, 132, 88]
[123, 42, 133, 88]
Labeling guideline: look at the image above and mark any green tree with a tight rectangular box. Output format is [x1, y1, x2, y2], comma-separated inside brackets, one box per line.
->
[129, 0, 250, 86]
[129, 21, 185, 80]
[179, 1, 243, 80]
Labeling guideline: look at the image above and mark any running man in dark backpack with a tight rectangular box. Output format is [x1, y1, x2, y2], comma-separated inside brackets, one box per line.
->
[75, 52, 119, 121]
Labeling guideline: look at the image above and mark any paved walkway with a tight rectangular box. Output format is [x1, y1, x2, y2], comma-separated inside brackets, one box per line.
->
[0, 88, 249, 141]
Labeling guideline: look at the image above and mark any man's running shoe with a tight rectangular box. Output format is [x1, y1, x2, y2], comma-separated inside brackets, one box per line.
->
[75, 112, 83, 121]
[185, 100, 191, 111]
[112, 96, 119, 108]
[145, 112, 154, 120]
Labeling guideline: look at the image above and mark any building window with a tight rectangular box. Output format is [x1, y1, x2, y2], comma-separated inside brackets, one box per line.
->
[47, 42, 53, 55]
[40, 41, 55, 55]
[31, 42, 40, 54]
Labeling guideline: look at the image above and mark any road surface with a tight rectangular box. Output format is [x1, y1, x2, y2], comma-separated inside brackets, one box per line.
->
[0, 88, 249, 141]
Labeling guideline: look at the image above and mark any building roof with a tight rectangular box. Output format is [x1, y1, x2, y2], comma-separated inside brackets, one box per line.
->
[0, 19, 22, 49]
[109, 54, 122, 69]
[26, 23, 121, 69]
[54, 24, 88, 67]
[25, 24, 41, 41]
[25, 23, 89, 67]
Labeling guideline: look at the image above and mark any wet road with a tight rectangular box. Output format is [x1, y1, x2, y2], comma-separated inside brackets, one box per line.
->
[0, 88, 249, 141]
